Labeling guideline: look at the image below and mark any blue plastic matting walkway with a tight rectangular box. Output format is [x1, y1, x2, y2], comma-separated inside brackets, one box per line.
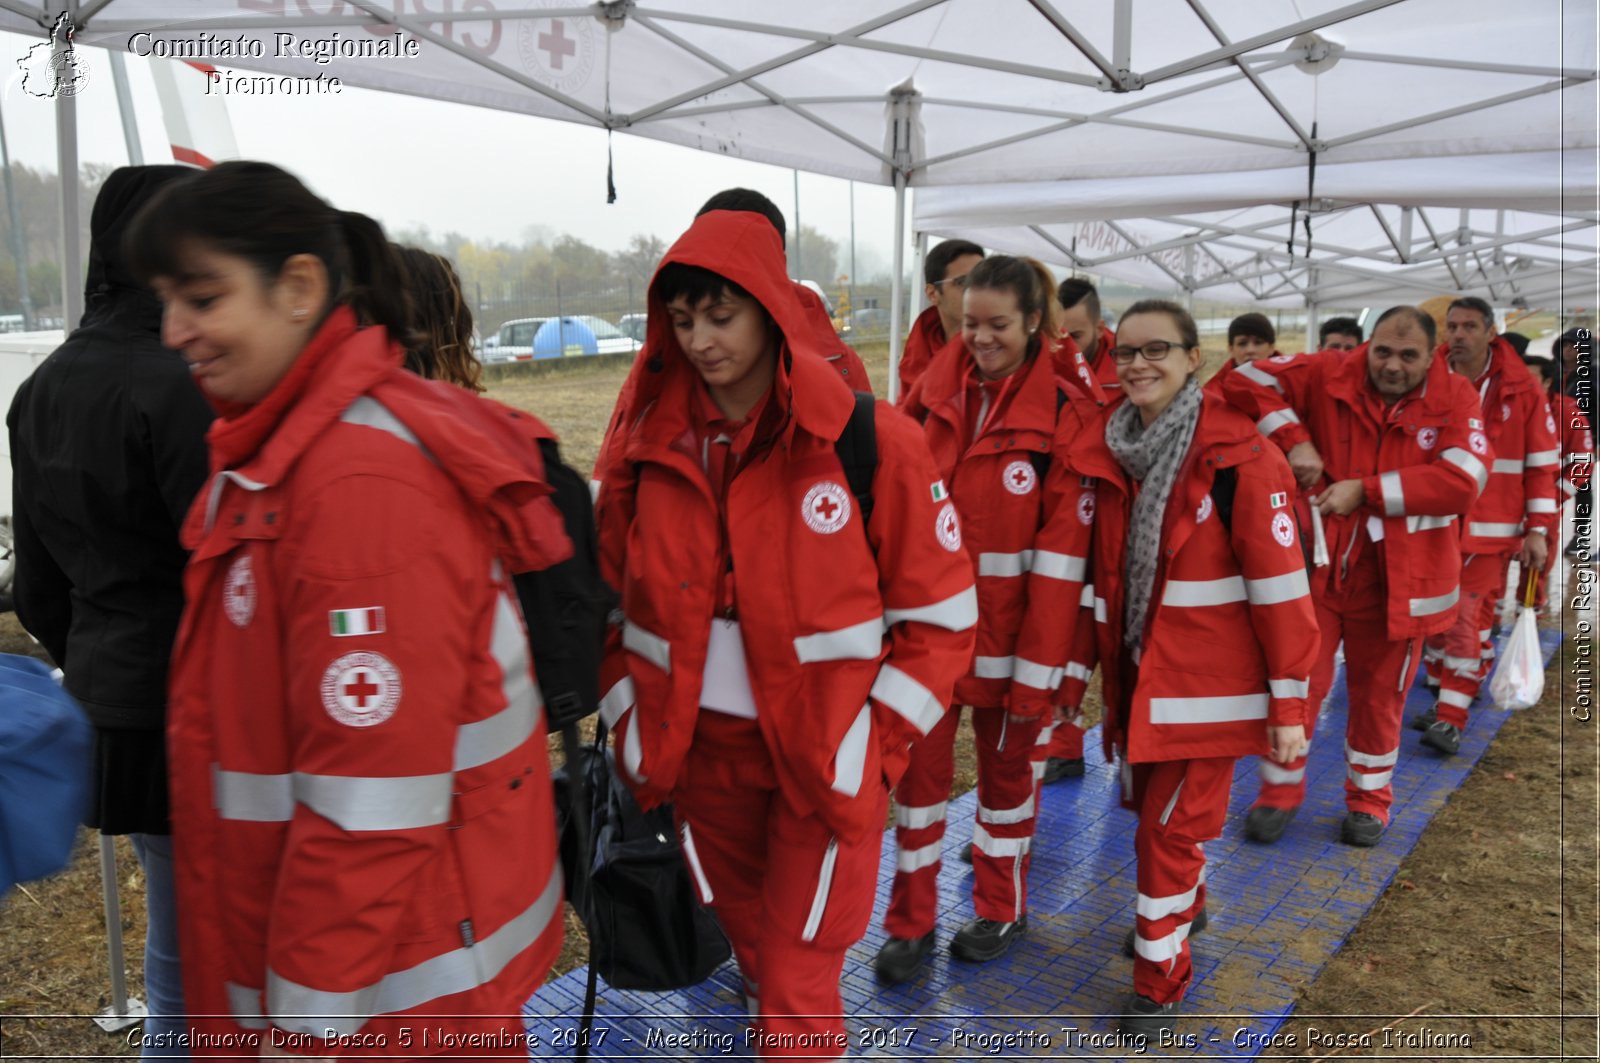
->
[526, 629, 1562, 1061]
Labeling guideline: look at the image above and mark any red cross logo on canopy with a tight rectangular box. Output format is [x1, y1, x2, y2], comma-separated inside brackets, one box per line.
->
[802, 481, 852, 534]
[320, 651, 402, 728]
[538, 20, 576, 69]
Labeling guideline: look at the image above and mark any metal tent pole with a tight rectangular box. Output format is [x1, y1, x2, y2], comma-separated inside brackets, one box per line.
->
[886, 169, 906, 405]
[55, 5, 83, 332]
[92, 836, 147, 1032]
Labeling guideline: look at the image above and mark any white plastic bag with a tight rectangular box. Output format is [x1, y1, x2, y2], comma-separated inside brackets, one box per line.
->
[1488, 604, 1544, 711]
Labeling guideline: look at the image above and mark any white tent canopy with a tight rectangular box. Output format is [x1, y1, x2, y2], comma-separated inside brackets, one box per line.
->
[5, 0, 1595, 392]
[915, 152, 1600, 308]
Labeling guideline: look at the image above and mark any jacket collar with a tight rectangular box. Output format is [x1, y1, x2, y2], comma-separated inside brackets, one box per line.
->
[917, 332, 1063, 440]
[206, 306, 399, 486]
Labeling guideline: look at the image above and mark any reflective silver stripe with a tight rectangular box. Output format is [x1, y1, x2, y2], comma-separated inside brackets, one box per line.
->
[453, 696, 538, 773]
[1469, 521, 1524, 538]
[1094, 596, 1108, 623]
[978, 550, 1033, 578]
[1013, 657, 1064, 691]
[870, 664, 944, 735]
[1440, 447, 1489, 492]
[801, 838, 839, 943]
[1345, 743, 1399, 769]
[588, 478, 602, 503]
[1245, 569, 1311, 606]
[679, 823, 714, 904]
[1035, 722, 1056, 746]
[622, 620, 671, 673]
[1257, 408, 1300, 437]
[1439, 687, 1474, 709]
[297, 772, 454, 832]
[1079, 584, 1096, 607]
[268, 863, 561, 1037]
[1380, 470, 1406, 516]
[1269, 677, 1310, 699]
[1408, 587, 1459, 617]
[884, 586, 979, 632]
[896, 840, 942, 873]
[1405, 514, 1458, 532]
[341, 395, 425, 452]
[973, 655, 1014, 679]
[1148, 694, 1269, 724]
[1030, 550, 1087, 582]
[1158, 778, 1185, 826]
[1492, 458, 1524, 474]
[1133, 921, 1193, 965]
[620, 710, 645, 782]
[895, 800, 948, 830]
[1162, 576, 1246, 607]
[1528, 498, 1558, 514]
[978, 793, 1035, 825]
[1235, 362, 1282, 391]
[226, 981, 267, 1030]
[830, 704, 871, 797]
[1526, 448, 1560, 468]
[1442, 654, 1480, 673]
[1136, 882, 1198, 921]
[793, 616, 884, 663]
[971, 823, 1031, 859]
[1259, 762, 1304, 785]
[1563, 479, 1579, 496]
[598, 676, 634, 728]
[1346, 766, 1394, 791]
[214, 768, 293, 823]
[1065, 662, 1092, 683]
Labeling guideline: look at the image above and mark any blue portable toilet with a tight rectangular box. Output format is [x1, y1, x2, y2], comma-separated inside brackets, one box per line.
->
[533, 316, 598, 359]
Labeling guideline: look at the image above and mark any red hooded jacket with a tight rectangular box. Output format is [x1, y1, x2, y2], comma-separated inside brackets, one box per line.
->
[1221, 346, 1489, 640]
[594, 211, 977, 842]
[167, 308, 570, 1053]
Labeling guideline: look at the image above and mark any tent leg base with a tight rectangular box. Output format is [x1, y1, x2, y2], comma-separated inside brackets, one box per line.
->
[93, 998, 147, 1033]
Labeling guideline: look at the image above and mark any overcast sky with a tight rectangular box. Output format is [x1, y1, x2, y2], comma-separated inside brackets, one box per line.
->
[1, 30, 901, 277]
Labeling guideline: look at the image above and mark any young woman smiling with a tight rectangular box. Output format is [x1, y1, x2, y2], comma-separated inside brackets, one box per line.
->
[127, 161, 569, 1059]
[592, 209, 976, 1059]
[878, 256, 1104, 983]
[1058, 300, 1318, 1041]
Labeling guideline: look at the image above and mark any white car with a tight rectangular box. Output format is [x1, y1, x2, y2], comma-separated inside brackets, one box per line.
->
[482, 316, 641, 361]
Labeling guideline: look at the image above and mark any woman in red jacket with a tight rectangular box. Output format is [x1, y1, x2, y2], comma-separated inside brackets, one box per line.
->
[593, 209, 976, 1059]
[1061, 300, 1318, 1040]
[875, 256, 1100, 984]
[128, 161, 568, 1059]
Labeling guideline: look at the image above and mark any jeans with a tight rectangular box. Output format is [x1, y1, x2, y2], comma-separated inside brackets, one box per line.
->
[129, 834, 187, 1059]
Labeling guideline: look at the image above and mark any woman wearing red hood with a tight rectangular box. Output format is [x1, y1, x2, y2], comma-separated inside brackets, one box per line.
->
[593, 210, 977, 1058]
[128, 161, 569, 1059]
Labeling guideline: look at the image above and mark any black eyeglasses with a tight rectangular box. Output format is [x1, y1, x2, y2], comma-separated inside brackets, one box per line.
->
[1108, 340, 1190, 364]
[930, 273, 971, 290]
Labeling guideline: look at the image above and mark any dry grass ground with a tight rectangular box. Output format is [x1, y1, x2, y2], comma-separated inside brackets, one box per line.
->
[6, 333, 1591, 1061]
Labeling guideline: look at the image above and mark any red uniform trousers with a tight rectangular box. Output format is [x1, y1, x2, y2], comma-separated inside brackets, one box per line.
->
[673, 712, 884, 1061]
[1252, 545, 1414, 822]
[885, 705, 1045, 939]
[1125, 756, 1234, 1005]
[1045, 717, 1086, 760]
[1424, 551, 1514, 729]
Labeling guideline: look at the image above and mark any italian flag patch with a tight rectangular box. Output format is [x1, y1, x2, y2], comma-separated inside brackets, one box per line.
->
[931, 480, 948, 502]
[1269, 492, 1288, 508]
[329, 607, 386, 637]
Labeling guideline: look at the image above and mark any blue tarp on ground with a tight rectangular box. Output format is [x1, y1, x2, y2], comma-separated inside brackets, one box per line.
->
[526, 628, 1563, 1061]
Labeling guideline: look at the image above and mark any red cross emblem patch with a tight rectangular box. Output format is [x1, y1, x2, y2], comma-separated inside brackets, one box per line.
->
[935, 501, 962, 551]
[320, 651, 402, 728]
[802, 481, 852, 535]
[1002, 459, 1038, 495]
[224, 555, 256, 628]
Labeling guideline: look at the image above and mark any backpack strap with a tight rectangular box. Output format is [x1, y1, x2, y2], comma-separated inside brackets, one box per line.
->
[1028, 387, 1069, 481]
[835, 390, 879, 526]
[1211, 464, 1239, 534]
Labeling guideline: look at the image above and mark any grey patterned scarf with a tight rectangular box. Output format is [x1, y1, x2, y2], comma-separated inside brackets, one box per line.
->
[1104, 377, 1204, 652]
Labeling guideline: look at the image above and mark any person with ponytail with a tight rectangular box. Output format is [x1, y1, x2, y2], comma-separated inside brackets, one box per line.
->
[395, 245, 485, 393]
[1056, 299, 1317, 1040]
[127, 161, 569, 1059]
[875, 255, 1104, 983]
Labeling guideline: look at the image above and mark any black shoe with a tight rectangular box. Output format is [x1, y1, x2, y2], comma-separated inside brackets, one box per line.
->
[1244, 804, 1297, 844]
[1410, 704, 1438, 731]
[949, 914, 1027, 962]
[1421, 719, 1462, 755]
[873, 930, 936, 984]
[1118, 994, 1179, 1040]
[1122, 905, 1207, 958]
[1341, 811, 1385, 847]
[958, 842, 973, 865]
[1041, 756, 1085, 784]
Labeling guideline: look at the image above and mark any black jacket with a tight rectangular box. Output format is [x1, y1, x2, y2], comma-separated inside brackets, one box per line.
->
[8, 166, 210, 830]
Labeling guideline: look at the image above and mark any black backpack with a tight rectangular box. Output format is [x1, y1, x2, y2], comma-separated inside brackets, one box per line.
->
[834, 390, 880, 526]
[511, 437, 617, 730]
